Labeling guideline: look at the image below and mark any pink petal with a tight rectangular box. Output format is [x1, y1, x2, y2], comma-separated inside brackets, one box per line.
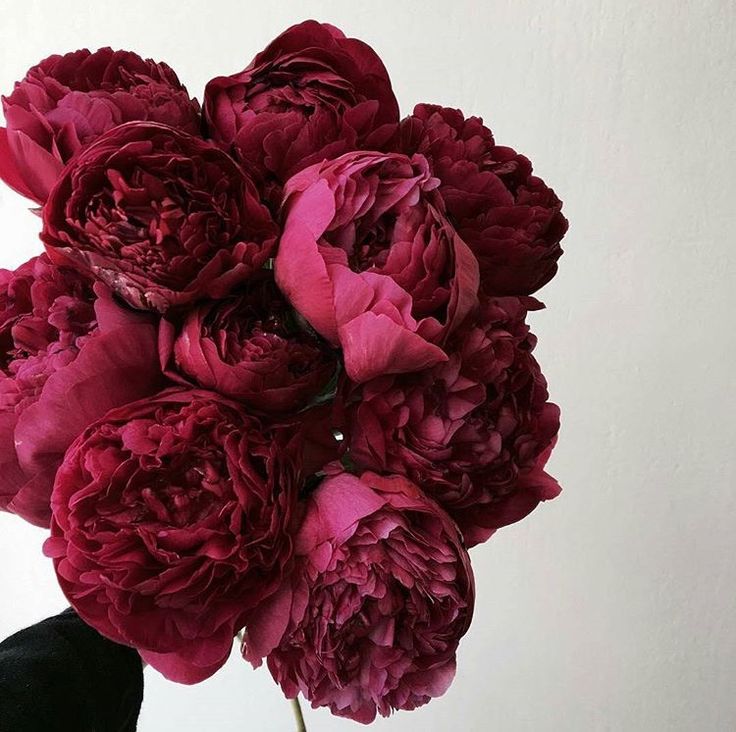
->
[15, 322, 163, 489]
[0, 128, 37, 202]
[340, 311, 447, 383]
[275, 185, 339, 342]
[141, 636, 232, 685]
[7, 129, 62, 204]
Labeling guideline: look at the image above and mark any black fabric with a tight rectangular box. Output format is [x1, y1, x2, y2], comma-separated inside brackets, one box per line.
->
[0, 609, 144, 731]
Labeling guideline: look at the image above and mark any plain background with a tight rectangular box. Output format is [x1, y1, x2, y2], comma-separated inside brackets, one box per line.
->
[0, 1, 734, 730]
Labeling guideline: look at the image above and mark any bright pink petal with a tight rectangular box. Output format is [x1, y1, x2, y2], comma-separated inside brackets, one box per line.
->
[295, 474, 387, 554]
[8, 129, 62, 204]
[15, 322, 163, 492]
[340, 312, 447, 383]
[0, 128, 37, 202]
[141, 634, 233, 685]
[243, 584, 295, 664]
[275, 183, 339, 342]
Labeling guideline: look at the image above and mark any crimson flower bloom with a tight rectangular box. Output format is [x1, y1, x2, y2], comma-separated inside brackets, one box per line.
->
[42, 121, 277, 313]
[395, 104, 567, 295]
[0, 47, 200, 204]
[244, 470, 474, 723]
[348, 296, 561, 546]
[275, 150, 479, 384]
[0, 254, 162, 526]
[204, 20, 398, 208]
[45, 389, 304, 684]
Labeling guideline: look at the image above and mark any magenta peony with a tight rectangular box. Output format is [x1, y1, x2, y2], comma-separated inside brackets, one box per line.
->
[275, 150, 480, 384]
[395, 104, 567, 295]
[165, 271, 337, 413]
[244, 470, 474, 723]
[0, 47, 201, 204]
[204, 20, 398, 208]
[44, 389, 304, 684]
[347, 296, 561, 546]
[0, 254, 162, 526]
[41, 121, 277, 313]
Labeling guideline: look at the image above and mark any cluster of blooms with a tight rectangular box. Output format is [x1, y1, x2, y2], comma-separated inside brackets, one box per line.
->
[0, 21, 566, 724]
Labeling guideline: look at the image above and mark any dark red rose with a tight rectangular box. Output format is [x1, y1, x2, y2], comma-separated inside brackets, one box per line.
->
[347, 296, 561, 546]
[42, 121, 277, 313]
[395, 105, 568, 295]
[0, 254, 162, 526]
[204, 20, 398, 208]
[44, 388, 303, 684]
[244, 470, 474, 724]
[275, 150, 480, 384]
[164, 271, 337, 413]
[0, 48, 201, 204]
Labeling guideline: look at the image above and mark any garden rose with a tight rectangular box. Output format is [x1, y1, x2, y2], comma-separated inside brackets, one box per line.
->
[347, 296, 561, 546]
[275, 150, 480, 383]
[395, 105, 568, 295]
[42, 121, 277, 313]
[0, 47, 200, 204]
[44, 389, 303, 684]
[166, 271, 337, 413]
[244, 470, 474, 724]
[0, 254, 161, 526]
[204, 20, 398, 208]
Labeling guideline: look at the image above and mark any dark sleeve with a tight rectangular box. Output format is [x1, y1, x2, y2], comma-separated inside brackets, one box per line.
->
[0, 608, 144, 732]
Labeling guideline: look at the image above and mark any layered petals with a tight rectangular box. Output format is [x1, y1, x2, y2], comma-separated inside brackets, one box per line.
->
[0, 255, 162, 526]
[45, 389, 303, 683]
[275, 151, 480, 383]
[0, 47, 201, 203]
[42, 122, 278, 312]
[347, 296, 561, 546]
[244, 471, 474, 723]
[395, 104, 568, 295]
[204, 20, 398, 208]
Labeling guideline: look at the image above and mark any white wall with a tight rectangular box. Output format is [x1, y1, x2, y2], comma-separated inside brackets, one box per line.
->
[1, 1, 734, 730]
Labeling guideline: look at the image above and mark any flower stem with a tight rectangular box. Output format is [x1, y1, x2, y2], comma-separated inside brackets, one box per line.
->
[291, 696, 307, 732]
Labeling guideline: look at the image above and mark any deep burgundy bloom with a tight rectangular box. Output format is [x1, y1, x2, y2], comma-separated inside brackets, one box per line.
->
[44, 389, 304, 684]
[347, 296, 561, 546]
[204, 20, 399, 208]
[395, 104, 568, 295]
[41, 121, 278, 313]
[275, 150, 480, 384]
[166, 271, 337, 413]
[0, 254, 161, 526]
[244, 470, 474, 724]
[0, 48, 201, 204]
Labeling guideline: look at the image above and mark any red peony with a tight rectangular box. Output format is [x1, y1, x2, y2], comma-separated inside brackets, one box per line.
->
[44, 389, 304, 684]
[42, 121, 277, 313]
[395, 104, 567, 295]
[244, 470, 474, 724]
[275, 150, 480, 384]
[0, 254, 162, 526]
[164, 271, 337, 413]
[347, 296, 561, 546]
[0, 48, 201, 204]
[204, 20, 398, 208]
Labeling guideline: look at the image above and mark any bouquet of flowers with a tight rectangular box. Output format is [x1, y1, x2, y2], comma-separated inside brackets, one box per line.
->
[0, 19, 566, 725]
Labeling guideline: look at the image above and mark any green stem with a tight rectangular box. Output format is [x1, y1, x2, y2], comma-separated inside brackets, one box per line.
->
[291, 696, 307, 732]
